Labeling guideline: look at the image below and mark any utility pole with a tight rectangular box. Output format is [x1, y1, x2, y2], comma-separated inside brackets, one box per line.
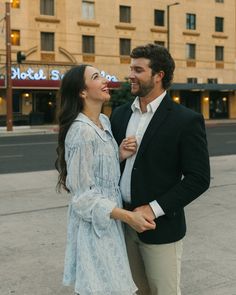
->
[167, 2, 180, 52]
[5, 1, 13, 131]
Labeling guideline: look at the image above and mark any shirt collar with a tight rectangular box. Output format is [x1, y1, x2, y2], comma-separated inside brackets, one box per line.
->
[75, 112, 112, 141]
[131, 90, 167, 113]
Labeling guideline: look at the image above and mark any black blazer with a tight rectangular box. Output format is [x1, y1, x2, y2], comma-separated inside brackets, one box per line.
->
[110, 94, 210, 244]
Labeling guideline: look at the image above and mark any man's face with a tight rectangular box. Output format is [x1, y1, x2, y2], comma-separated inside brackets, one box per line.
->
[129, 58, 155, 97]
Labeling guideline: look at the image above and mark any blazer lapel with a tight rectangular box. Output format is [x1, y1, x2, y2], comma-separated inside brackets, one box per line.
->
[117, 104, 133, 143]
[134, 95, 173, 163]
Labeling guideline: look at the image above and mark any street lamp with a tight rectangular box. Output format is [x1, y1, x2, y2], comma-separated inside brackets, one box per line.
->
[5, 1, 13, 131]
[167, 2, 180, 52]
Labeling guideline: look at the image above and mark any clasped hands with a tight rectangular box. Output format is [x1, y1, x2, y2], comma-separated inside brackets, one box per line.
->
[128, 204, 156, 233]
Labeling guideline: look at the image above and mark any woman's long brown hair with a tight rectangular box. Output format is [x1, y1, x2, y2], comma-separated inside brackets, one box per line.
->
[55, 65, 89, 192]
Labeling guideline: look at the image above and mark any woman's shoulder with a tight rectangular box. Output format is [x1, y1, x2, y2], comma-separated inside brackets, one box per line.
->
[65, 120, 96, 148]
[100, 113, 110, 125]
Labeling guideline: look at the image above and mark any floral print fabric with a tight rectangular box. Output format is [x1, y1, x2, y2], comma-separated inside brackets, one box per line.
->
[63, 113, 137, 295]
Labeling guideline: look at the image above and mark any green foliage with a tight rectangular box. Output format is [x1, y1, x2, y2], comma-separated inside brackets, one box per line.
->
[110, 81, 135, 110]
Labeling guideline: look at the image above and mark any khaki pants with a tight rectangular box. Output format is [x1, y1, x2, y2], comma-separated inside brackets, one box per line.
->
[125, 225, 183, 295]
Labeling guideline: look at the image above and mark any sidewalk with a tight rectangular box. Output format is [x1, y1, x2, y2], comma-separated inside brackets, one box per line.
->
[0, 124, 58, 137]
[0, 155, 236, 295]
[0, 119, 236, 137]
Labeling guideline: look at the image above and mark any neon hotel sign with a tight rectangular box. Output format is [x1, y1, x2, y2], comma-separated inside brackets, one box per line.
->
[10, 67, 119, 82]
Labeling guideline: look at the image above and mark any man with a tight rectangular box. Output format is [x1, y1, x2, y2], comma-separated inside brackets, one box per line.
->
[110, 44, 210, 295]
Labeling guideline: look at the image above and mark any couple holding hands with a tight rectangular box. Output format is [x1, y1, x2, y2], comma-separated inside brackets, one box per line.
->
[56, 44, 210, 295]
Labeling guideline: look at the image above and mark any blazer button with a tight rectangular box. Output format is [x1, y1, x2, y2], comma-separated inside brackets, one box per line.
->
[133, 167, 137, 171]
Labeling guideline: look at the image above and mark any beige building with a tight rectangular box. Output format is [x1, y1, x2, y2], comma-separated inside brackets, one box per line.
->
[0, 0, 236, 125]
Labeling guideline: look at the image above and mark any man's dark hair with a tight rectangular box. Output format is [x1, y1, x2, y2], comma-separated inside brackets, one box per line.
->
[130, 43, 175, 89]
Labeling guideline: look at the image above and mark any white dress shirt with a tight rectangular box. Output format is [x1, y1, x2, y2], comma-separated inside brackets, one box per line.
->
[120, 91, 167, 218]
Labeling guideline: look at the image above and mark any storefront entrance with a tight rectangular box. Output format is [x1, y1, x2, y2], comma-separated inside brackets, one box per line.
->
[32, 90, 57, 124]
[209, 91, 229, 119]
[179, 90, 201, 113]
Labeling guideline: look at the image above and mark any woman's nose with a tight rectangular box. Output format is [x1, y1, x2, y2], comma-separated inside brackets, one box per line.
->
[102, 76, 108, 84]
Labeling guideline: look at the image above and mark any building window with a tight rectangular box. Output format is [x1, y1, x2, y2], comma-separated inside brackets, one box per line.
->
[11, 0, 20, 8]
[120, 38, 131, 56]
[208, 78, 218, 84]
[41, 32, 54, 51]
[215, 46, 224, 61]
[215, 17, 224, 32]
[187, 77, 198, 84]
[82, 35, 95, 54]
[40, 0, 54, 16]
[186, 13, 196, 30]
[154, 40, 165, 47]
[154, 10, 165, 26]
[120, 5, 131, 23]
[11, 30, 20, 46]
[82, 1, 95, 20]
[186, 43, 196, 59]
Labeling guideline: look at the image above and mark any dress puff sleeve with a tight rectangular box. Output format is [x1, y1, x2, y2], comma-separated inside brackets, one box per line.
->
[65, 135, 117, 238]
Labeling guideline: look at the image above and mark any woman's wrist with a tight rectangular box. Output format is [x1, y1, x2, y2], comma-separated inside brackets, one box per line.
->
[111, 207, 132, 224]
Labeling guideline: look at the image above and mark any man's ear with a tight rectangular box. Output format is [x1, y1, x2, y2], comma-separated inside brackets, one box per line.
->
[155, 71, 165, 82]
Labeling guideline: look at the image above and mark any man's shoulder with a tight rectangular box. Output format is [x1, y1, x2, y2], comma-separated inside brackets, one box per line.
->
[113, 101, 132, 113]
[172, 101, 202, 120]
[110, 101, 132, 122]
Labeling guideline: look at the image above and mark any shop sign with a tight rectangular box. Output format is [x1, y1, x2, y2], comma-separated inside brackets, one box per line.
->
[10, 67, 118, 82]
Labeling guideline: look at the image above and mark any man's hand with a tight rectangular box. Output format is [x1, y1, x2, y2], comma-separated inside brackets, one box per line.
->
[127, 211, 156, 233]
[133, 204, 156, 221]
[119, 136, 137, 162]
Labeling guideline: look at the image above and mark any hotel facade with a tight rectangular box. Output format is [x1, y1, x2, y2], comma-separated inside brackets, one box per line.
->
[0, 0, 236, 125]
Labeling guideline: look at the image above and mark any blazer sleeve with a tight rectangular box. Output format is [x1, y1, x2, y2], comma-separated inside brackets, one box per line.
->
[157, 113, 210, 215]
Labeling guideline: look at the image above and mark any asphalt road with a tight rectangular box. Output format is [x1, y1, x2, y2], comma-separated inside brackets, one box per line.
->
[0, 124, 235, 174]
[206, 123, 236, 156]
[0, 134, 58, 174]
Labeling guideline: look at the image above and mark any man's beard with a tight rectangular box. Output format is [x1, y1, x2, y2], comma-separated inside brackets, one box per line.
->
[131, 80, 155, 97]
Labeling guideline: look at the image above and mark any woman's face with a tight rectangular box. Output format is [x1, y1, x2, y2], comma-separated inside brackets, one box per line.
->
[83, 66, 110, 104]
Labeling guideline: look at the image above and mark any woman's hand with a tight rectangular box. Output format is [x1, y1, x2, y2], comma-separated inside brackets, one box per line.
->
[111, 207, 156, 233]
[126, 211, 156, 233]
[119, 136, 137, 162]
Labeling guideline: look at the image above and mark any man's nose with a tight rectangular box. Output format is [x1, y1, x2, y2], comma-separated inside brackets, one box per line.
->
[129, 71, 135, 79]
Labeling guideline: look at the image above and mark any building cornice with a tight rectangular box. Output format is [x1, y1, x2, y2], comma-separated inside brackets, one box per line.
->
[77, 21, 100, 27]
[212, 33, 228, 39]
[150, 28, 167, 33]
[35, 17, 60, 23]
[183, 30, 200, 37]
[115, 24, 136, 31]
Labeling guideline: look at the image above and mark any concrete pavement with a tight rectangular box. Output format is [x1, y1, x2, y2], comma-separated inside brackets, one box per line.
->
[0, 155, 236, 295]
[0, 125, 58, 137]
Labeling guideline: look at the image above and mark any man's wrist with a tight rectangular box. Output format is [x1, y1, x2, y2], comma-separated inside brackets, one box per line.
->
[149, 200, 165, 218]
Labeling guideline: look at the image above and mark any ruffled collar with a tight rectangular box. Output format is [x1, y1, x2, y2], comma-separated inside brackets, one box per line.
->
[75, 112, 112, 141]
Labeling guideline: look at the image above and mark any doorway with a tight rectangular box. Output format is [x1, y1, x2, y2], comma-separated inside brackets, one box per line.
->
[209, 91, 228, 119]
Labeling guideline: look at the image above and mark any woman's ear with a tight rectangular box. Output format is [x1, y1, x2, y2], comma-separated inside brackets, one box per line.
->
[80, 90, 87, 99]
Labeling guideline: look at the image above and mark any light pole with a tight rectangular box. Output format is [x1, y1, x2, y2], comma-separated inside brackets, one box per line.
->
[167, 2, 180, 52]
[5, 1, 13, 131]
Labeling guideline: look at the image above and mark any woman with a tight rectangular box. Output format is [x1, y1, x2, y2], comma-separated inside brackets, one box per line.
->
[55, 65, 155, 295]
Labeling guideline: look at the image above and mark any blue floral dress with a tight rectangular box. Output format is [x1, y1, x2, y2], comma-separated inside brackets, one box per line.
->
[63, 113, 137, 295]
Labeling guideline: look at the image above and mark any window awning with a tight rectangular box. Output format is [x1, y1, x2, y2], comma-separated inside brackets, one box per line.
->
[170, 83, 236, 91]
[0, 79, 121, 89]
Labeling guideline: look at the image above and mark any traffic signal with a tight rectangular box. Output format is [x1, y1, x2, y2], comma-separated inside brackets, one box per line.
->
[17, 51, 26, 63]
